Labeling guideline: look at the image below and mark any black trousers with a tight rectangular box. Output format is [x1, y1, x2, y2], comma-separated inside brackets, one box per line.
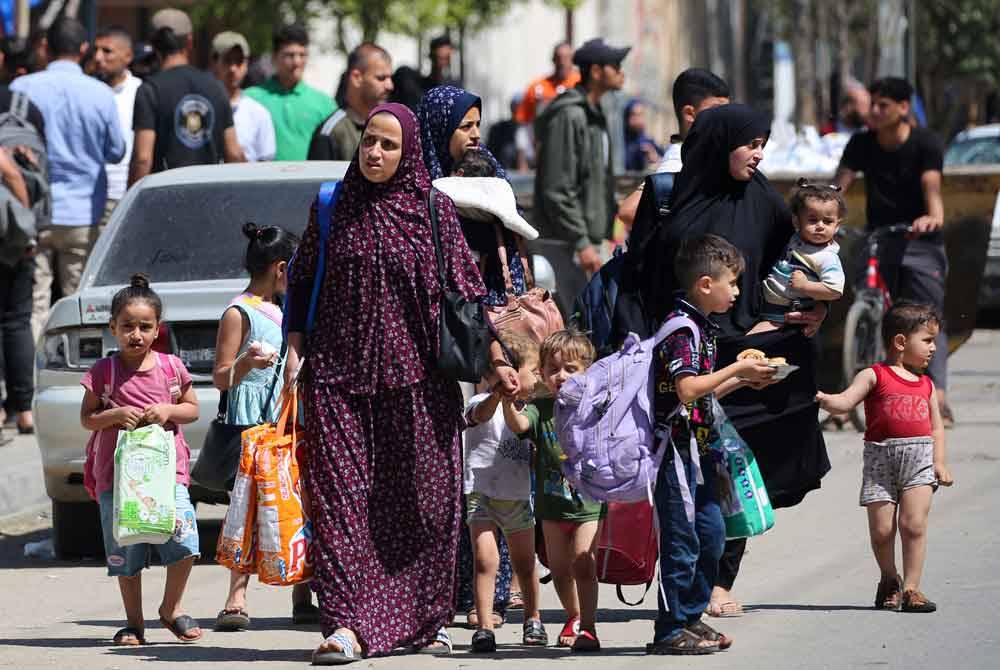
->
[0, 257, 35, 412]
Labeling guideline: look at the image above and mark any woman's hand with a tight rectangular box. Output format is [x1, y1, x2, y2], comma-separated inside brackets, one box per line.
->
[786, 302, 828, 338]
[494, 365, 520, 399]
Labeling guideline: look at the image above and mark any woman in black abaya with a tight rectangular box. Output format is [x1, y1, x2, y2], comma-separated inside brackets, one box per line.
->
[638, 104, 831, 616]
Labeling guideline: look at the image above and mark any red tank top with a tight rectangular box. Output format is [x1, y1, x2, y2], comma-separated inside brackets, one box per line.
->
[863, 363, 934, 442]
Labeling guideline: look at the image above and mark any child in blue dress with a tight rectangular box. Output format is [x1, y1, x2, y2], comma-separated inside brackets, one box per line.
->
[212, 223, 314, 631]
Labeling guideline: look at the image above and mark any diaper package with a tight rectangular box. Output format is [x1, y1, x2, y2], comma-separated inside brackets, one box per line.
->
[112, 424, 177, 546]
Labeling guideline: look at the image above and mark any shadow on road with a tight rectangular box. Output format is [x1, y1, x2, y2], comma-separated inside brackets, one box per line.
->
[0, 636, 112, 649]
[109, 645, 311, 663]
[74, 616, 319, 633]
[746, 603, 874, 612]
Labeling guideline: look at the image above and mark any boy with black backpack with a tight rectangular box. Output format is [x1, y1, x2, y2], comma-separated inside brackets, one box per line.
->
[646, 234, 776, 655]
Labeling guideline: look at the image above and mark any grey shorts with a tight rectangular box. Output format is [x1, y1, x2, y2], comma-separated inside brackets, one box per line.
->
[860, 437, 937, 506]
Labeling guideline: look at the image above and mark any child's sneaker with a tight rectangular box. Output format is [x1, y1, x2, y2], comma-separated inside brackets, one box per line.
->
[874, 576, 902, 610]
[901, 589, 937, 613]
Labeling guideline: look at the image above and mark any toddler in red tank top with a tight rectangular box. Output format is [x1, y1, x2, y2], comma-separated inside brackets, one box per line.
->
[817, 302, 953, 614]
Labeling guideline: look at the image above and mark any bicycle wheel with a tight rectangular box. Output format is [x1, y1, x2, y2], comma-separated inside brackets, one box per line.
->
[842, 297, 884, 432]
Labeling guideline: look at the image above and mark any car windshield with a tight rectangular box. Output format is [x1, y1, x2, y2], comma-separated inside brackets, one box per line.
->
[93, 180, 322, 286]
[944, 137, 1000, 166]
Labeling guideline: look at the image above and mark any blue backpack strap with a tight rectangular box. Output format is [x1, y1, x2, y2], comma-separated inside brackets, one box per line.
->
[305, 180, 341, 332]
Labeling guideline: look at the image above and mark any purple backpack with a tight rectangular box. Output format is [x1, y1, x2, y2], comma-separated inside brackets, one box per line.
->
[554, 315, 700, 503]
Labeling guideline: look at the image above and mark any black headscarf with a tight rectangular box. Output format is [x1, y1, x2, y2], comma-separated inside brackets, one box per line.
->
[638, 104, 793, 336]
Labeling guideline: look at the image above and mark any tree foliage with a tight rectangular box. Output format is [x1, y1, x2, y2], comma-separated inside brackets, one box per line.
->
[188, 0, 315, 56]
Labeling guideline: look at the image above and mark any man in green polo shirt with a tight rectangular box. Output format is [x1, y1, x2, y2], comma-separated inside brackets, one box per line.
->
[245, 23, 334, 161]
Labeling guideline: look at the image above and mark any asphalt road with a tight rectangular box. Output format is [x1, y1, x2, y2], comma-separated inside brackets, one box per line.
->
[1, 331, 998, 669]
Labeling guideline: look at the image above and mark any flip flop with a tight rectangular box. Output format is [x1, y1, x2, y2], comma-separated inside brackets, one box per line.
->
[571, 629, 601, 652]
[557, 616, 580, 647]
[705, 601, 744, 618]
[159, 614, 202, 642]
[112, 627, 146, 646]
[312, 632, 359, 665]
[215, 608, 251, 631]
[416, 627, 453, 655]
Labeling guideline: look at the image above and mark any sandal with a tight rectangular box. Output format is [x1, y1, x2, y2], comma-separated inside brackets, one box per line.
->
[293, 602, 321, 625]
[417, 627, 453, 655]
[557, 616, 580, 647]
[112, 627, 146, 646]
[874, 576, 902, 611]
[467, 607, 504, 629]
[159, 614, 202, 642]
[507, 590, 524, 610]
[647, 628, 719, 655]
[571, 629, 601, 652]
[312, 631, 360, 665]
[522, 619, 548, 646]
[686, 620, 732, 650]
[705, 600, 743, 617]
[901, 589, 937, 613]
[215, 608, 251, 631]
[471, 628, 497, 653]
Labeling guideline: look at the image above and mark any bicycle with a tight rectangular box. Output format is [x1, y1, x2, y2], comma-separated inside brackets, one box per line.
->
[838, 223, 913, 432]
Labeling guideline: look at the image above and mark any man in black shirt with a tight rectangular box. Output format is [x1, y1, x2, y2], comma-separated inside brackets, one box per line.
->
[129, 8, 244, 185]
[836, 76, 952, 423]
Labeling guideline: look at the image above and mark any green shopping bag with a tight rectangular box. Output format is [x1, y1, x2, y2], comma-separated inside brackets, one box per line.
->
[710, 400, 775, 540]
[112, 424, 177, 546]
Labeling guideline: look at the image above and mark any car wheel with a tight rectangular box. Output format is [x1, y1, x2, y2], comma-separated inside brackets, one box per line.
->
[52, 500, 105, 560]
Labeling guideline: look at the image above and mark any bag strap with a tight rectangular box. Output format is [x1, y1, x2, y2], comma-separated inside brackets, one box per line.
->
[157, 352, 183, 402]
[9, 91, 29, 122]
[493, 224, 515, 294]
[427, 188, 447, 292]
[304, 180, 342, 333]
[616, 582, 653, 607]
[514, 234, 536, 289]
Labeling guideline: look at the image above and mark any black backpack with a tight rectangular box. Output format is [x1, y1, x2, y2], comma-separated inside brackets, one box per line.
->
[572, 171, 674, 356]
[0, 92, 49, 267]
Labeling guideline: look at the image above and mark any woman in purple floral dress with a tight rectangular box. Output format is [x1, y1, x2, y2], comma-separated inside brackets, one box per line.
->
[285, 103, 494, 663]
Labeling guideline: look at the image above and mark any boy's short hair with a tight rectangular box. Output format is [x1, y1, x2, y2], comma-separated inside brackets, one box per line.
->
[453, 149, 496, 177]
[493, 330, 539, 371]
[674, 233, 745, 290]
[882, 301, 941, 349]
[869, 77, 913, 103]
[789, 178, 848, 219]
[672, 68, 730, 125]
[540, 329, 596, 371]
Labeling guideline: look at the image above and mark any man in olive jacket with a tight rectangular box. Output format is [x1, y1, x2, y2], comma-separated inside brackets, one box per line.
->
[533, 38, 629, 316]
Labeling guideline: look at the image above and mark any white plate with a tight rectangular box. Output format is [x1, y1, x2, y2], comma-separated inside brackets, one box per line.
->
[769, 363, 800, 381]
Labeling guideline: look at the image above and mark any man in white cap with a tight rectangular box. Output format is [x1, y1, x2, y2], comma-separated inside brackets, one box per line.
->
[129, 7, 244, 185]
[210, 31, 276, 162]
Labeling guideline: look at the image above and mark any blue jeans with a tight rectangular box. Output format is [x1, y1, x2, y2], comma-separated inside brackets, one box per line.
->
[653, 450, 725, 642]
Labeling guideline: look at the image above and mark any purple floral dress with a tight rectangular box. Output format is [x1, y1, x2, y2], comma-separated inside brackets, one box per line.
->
[287, 103, 485, 656]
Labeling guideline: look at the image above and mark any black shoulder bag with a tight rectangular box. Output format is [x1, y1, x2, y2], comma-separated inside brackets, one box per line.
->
[427, 189, 492, 382]
[191, 344, 284, 492]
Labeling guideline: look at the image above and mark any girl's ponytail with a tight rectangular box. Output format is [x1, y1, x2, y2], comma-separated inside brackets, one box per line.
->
[242, 222, 300, 278]
[111, 273, 163, 320]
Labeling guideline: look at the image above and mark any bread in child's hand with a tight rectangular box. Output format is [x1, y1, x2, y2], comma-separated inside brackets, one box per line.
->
[768, 356, 787, 366]
[737, 348, 767, 361]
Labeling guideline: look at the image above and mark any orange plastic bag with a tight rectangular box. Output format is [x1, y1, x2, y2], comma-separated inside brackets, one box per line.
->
[254, 389, 313, 586]
[215, 424, 270, 573]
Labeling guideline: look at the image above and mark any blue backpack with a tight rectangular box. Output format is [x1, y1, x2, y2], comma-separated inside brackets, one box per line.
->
[572, 171, 674, 354]
[283, 181, 342, 340]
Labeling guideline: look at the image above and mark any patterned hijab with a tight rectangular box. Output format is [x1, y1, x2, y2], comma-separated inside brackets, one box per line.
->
[416, 85, 508, 180]
[336, 102, 431, 216]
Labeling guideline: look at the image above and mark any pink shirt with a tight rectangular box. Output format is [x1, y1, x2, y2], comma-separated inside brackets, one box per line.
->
[82, 353, 193, 496]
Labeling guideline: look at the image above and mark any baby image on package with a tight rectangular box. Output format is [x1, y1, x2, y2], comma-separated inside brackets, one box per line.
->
[112, 424, 177, 546]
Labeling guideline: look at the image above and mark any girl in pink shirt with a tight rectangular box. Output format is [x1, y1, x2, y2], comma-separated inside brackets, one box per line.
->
[80, 273, 201, 646]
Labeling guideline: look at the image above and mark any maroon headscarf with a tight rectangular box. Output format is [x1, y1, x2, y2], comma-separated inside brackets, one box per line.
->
[288, 102, 485, 394]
